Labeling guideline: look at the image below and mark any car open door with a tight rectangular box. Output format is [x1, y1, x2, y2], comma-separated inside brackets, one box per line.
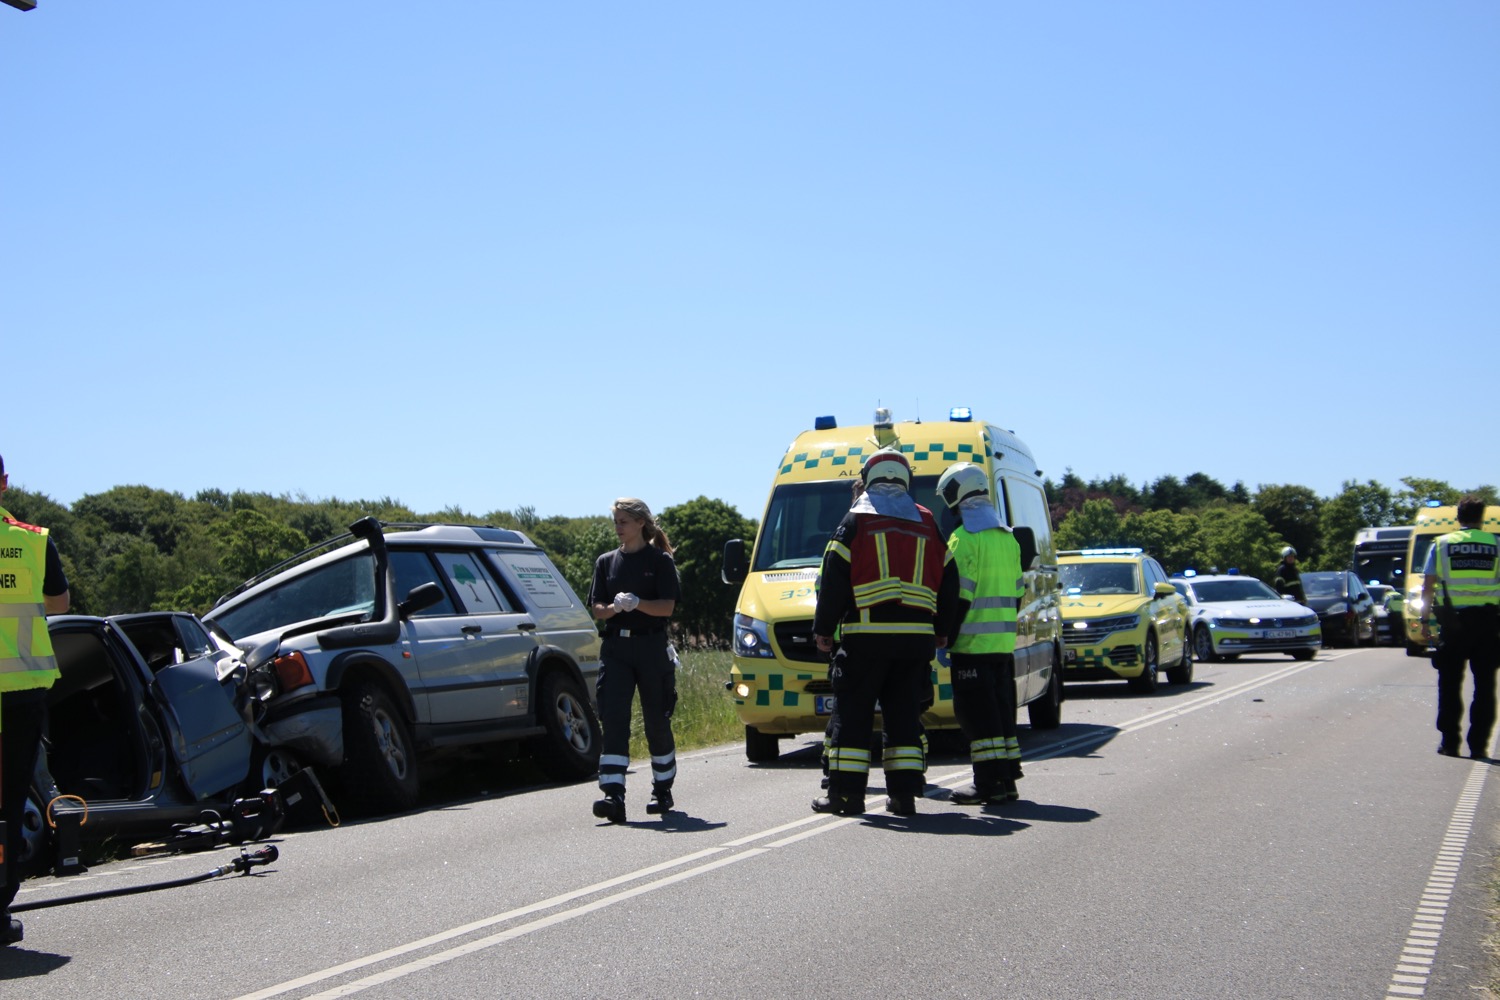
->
[150, 655, 254, 799]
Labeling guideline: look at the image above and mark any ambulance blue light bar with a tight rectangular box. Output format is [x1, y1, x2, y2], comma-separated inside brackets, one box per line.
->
[949, 407, 972, 422]
[814, 415, 837, 430]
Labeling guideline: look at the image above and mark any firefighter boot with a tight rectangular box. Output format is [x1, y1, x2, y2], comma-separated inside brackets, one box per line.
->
[592, 790, 626, 824]
[1, 915, 21, 946]
[884, 795, 917, 817]
[646, 785, 674, 815]
[949, 781, 1006, 806]
[811, 791, 866, 816]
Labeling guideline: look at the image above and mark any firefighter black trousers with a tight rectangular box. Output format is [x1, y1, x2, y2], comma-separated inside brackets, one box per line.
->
[826, 635, 930, 803]
[950, 651, 1021, 789]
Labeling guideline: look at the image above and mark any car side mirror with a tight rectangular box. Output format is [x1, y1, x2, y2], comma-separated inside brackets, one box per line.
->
[398, 582, 445, 619]
[1012, 526, 1038, 572]
[722, 539, 748, 586]
[1153, 582, 1177, 597]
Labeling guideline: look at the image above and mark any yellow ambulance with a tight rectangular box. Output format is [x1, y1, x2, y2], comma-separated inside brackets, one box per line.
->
[721, 407, 1064, 761]
[1403, 502, 1500, 656]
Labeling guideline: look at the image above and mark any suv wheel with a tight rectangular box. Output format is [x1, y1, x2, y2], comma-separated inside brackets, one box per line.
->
[535, 672, 601, 780]
[1026, 646, 1064, 730]
[1166, 634, 1194, 685]
[341, 680, 420, 814]
[1128, 633, 1160, 694]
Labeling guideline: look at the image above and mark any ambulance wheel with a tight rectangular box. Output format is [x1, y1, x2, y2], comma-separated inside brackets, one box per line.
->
[340, 680, 420, 814]
[1128, 633, 1160, 693]
[535, 671, 601, 781]
[1027, 648, 1063, 730]
[1166, 635, 1194, 685]
[745, 725, 781, 762]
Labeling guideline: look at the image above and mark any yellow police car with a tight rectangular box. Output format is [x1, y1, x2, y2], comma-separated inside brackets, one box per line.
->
[1058, 548, 1193, 693]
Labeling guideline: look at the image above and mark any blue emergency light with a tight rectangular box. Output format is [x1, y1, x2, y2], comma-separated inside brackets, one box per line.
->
[814, 415, 837, 430]
[949, 407, 972, 422]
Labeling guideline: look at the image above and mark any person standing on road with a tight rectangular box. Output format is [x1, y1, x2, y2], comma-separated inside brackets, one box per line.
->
[587, 498, 681, 824]
[811, 448, 959, 818]
[1420, 496, 1500, 759]
[1, 453, 71, 946]
[937, 463, 1025, 805]
[1273, 546, 1306, 605]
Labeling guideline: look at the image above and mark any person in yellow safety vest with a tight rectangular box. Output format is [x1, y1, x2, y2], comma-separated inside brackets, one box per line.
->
[936, 462, 1025, 805]
[1420, 496, 1500, 759]
[1, 452, 71, 947]
[811, 448, 959, 818]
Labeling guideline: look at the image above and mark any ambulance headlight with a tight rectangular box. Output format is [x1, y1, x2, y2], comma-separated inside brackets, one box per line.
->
[733, 614, 776, 658]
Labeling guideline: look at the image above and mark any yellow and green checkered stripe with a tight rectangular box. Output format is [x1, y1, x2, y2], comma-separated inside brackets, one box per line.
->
[737, 672, 817, 707]
[777, 429, 999, 477]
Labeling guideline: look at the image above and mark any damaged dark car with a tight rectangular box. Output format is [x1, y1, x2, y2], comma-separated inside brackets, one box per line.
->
[20, 611, 276, 873]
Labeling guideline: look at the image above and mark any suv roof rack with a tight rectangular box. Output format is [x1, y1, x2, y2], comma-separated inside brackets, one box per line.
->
[212, 519, 527, 608]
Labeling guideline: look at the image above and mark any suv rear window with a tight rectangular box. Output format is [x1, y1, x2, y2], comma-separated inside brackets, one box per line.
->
[214, 553, 376, 640]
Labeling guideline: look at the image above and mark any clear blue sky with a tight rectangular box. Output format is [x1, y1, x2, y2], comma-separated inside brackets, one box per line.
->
[4, 3, 1495, 524]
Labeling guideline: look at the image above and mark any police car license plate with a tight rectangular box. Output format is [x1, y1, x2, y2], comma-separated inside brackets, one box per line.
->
[1262, 629, 1297, 639]
[815, 695, 836, 715]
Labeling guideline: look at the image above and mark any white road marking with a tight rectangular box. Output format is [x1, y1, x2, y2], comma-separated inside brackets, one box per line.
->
[1383, 762, 1487, 999]
[229, 651, 1362, 999]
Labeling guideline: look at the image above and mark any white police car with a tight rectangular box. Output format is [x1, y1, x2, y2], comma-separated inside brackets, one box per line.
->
[1170, 574, 1322, 662]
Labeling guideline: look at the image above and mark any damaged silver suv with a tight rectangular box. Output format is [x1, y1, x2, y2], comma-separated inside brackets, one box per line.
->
[204, 518, 602, 814]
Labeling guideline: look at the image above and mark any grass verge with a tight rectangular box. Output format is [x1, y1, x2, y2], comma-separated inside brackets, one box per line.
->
[626, 648, 743, 760]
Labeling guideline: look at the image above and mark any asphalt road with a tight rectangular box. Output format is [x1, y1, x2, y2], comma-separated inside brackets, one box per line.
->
[4, 645, 1495, 999]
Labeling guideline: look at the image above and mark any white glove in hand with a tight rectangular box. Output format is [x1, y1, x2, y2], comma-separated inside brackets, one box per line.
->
[614, 592, 640, 612]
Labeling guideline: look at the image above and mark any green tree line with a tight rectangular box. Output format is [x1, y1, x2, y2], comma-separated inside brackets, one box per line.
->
[1045, 472, 1498, 582]
[4, 472, 1492, 643]
[2, 485, 756, 644]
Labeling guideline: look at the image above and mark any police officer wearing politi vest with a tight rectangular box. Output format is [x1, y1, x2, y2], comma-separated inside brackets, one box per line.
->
[1420, 496, 1500, 759]
[811, 448, 959, 817]
[1, 452, 71, 946]
[937, 463, 1025, 805]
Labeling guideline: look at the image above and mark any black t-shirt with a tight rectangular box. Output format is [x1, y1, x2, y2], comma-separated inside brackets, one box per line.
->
[588, 545, 681, 631]
[44, 537, 68, 596]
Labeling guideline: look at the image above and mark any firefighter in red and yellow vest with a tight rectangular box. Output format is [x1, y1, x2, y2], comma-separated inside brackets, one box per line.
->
[1, 452, 70, 947]
[936, 462, 1024, 804]
[811, 448, 959, 817]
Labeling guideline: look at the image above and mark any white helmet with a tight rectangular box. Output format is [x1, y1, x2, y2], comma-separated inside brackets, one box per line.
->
[1281, 546, 1297, 558]
[937, 462, 989, 510]
[861, 448, 911, 489]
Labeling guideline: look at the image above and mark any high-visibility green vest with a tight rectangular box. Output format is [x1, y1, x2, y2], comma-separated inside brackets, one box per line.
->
[948, 524, 1022, 655]
[1434, 528, 1500, 610]
[0, 507, 61, 693]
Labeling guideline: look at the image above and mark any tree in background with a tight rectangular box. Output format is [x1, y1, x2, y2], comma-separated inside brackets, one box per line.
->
[1119, 508, 1199, 575]
[1055, 498, 1127, 551]
[1251, 484, 1322, 565]
[1196, 505, 1285, 580]
[1317, 480, 1398, 570]
[560, 518, 616, 606]
[658, 496, 757, 643]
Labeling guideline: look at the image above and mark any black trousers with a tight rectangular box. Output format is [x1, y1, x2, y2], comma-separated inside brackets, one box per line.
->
[950, 651, 1021, 789]
[1435, 607, 1500, 753]
[2, 688, 48, 913]
[596, 632, 677, 795]
[826, 635, 931, 803]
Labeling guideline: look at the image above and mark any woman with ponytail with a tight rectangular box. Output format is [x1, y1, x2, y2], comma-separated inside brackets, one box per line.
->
[587, 498, 682, 823]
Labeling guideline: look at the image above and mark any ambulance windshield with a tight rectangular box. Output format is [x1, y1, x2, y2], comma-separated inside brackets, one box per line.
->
[752, 477, 955, 572]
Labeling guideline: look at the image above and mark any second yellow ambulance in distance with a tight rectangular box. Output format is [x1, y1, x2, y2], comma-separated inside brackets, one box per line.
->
[1058, 548, 1193, 693]
[721, 407, 1064, 762]
[1402, 501, 1500, 657]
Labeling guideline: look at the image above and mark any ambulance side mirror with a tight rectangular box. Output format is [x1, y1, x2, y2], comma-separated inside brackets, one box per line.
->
[1013, 526, 1038, 572]
[722, 539, 748, 585]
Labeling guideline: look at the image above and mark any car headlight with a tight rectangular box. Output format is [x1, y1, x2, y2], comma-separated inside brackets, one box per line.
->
[733, 613, 776, 658]
[1407, 594, 1424, 613]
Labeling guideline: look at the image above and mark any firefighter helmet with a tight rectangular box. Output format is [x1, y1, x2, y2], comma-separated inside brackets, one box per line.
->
[1281, 546, 1297, 558]
[861, 448, 911, 489]
[937, 463, 989, 510]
